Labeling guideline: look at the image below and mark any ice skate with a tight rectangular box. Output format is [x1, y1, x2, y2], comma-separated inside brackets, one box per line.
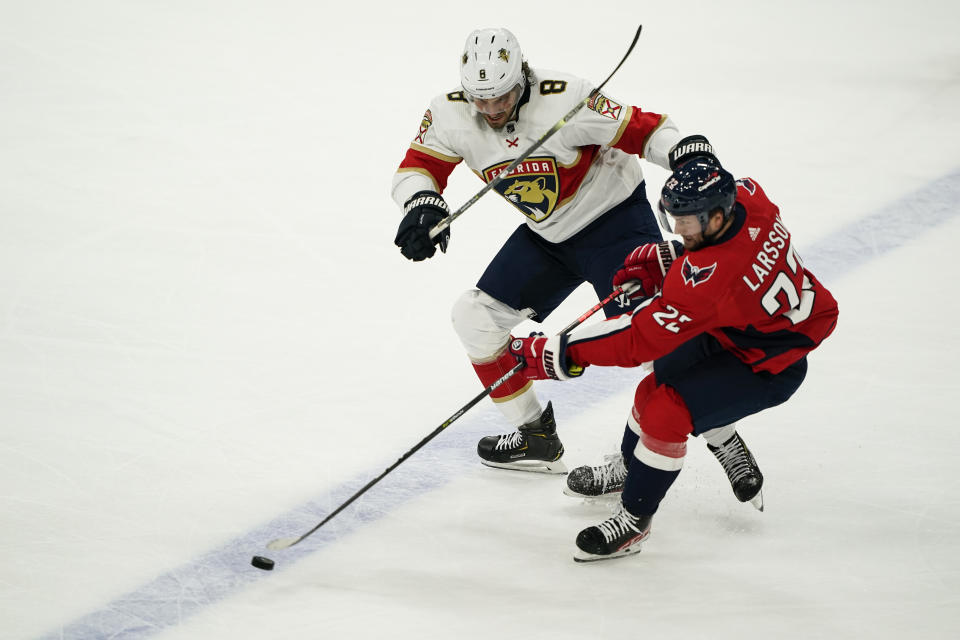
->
[573, 504, 652, 563]
[564, 453, 627, 498]
[708, 432, 764, 511]
[477, 401, 567, 474]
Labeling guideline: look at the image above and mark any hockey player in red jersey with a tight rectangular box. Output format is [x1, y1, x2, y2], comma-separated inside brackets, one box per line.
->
[509, 158, 839, 561]
[392, 27, 711, 473]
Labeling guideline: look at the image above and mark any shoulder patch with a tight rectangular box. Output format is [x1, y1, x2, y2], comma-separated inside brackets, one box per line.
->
[414, 109, 433, 144]
[586, 93, 623, 120]
[446, 91, 468, 102]
[681, 256, 717, 287]
[737, 178, 757, 195]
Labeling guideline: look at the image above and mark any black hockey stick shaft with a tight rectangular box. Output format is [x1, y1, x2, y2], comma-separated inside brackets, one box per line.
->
[265, 284, 636, 551]
[429, 24, 643, 240]
[266, 363, 521, 551]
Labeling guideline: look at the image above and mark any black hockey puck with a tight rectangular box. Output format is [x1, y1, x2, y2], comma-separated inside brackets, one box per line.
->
[251, 555, 275, 571]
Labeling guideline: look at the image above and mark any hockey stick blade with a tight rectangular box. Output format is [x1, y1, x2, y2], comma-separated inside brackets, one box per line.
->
[266, 537, 301, 551]
[261, 285, 634, 552]
[428, 25, 643, 240]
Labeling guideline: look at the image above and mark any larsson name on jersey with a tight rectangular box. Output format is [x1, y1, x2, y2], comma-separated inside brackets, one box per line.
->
[742, 216, 792, 292]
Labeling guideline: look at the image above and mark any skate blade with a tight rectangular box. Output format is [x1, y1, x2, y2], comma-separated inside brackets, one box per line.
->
[562, 486, 622, 499]
[481, 458, 568, 475]
[573, 540, 645, 563]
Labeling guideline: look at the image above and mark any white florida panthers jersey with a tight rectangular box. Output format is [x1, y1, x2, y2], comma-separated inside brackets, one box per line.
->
[391, 68, 681, 243]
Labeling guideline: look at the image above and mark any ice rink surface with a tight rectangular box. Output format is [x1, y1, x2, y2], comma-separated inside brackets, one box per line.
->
[2, 1, 959, 638]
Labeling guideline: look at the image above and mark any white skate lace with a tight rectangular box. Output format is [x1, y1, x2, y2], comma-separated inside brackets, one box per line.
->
[713, 437, 754, 484]
[593, 454, 628, 490]
[597, 506, 643, 542]
[494, 431, 525, 451]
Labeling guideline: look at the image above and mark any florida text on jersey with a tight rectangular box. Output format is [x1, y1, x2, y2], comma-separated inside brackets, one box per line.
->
[391, 69, 680, 243]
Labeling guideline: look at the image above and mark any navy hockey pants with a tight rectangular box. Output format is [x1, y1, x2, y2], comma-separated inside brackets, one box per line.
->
[653, 333, 809, 435]
[476, 182, 662, 321]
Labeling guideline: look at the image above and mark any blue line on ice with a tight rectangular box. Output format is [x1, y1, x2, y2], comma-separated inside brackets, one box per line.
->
[800, 169, 960, 284]
[38, 169, 960, 639]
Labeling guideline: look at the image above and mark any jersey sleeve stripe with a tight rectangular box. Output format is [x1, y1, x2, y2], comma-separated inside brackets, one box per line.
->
[610, 110, 669, 157]
[608, 105, 635, 147]
[399, 146, 462, 194]
[409, 143, 461, 163]
[395, 166, 441, 192]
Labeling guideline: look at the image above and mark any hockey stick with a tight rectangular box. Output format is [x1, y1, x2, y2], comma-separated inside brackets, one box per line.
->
[428, 24, 643, 241]
[265, 283, 639, 551]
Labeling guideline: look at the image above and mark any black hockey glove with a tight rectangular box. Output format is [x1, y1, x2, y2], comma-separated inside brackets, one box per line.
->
[394, 191, 451, 261]
[668, 134, 720, 171]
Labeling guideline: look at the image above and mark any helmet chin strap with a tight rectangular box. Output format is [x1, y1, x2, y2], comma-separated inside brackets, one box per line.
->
[507, 101, 521, 123]
[508, 77, 531, 123]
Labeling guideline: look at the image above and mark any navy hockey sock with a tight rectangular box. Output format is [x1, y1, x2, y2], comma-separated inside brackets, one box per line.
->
[620, 425, 639, 462]
[622, 458, 681, 517]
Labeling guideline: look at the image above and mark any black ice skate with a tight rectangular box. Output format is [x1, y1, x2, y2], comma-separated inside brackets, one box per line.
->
[573, 504, 652, 563]
[564, 453, 628, 498]
[477, 401, 567, 474]
[708, 432, 764, 511]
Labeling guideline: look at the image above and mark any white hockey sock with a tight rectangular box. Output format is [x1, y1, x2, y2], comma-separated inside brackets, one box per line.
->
[701, 423, 738, 448]
[495, 386, 544, 427]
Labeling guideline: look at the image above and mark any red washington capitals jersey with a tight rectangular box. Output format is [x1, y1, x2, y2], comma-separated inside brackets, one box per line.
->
[567, 178, 839, 374]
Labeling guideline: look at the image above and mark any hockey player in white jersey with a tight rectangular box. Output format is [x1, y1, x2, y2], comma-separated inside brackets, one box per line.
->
[391, 27, 706, 474]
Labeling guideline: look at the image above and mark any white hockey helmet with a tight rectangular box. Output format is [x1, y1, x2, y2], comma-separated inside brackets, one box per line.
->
[460, 28, 525, 101]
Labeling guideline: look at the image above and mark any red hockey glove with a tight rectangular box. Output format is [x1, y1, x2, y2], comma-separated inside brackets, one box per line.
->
[508, 333, 584, 381]
[612, 240, 682, 298]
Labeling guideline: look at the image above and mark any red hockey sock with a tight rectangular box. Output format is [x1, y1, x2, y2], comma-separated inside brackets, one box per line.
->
[471, 344, 531, 400]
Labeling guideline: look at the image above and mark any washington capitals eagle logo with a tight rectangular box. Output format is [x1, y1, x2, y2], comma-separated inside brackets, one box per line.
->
[681, 256, 717, 287]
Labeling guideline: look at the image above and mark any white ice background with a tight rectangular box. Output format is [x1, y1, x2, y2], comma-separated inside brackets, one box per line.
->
[2, 1, 959, 639]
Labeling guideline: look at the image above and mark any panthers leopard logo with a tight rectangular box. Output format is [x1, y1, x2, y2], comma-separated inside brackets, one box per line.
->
[504, 177, 558, 213]
[483, 156, 560, 222]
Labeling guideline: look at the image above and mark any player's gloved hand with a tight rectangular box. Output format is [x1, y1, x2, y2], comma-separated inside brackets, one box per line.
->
[668, 134, 720, 171]
[508, 332, 584, 381]
[394, 190, 451, 261]
[612, 240, 682, 298]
